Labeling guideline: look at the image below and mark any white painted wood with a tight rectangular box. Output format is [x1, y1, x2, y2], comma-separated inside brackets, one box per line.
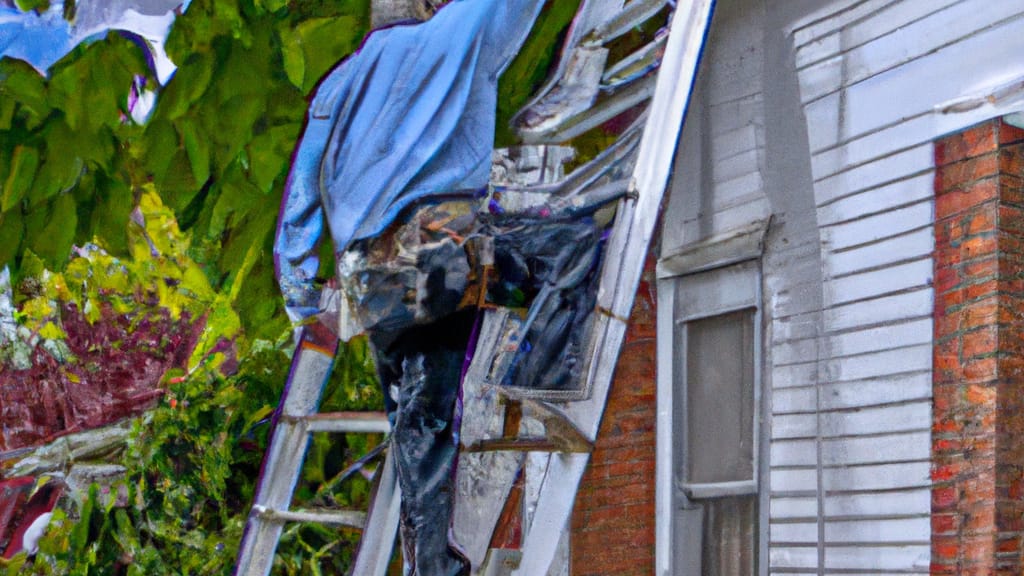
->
[826, 318, 932, 358]
[772, 311, 825, 343]
[794, 30, 840, 70]
[655, 271, 677, 576]
[817, 173, 933, 228]
[823, 288, 932, 332]
[511, 454, 589, 576]
[771, 521, 820, 544]
[824, 344, 932, 383]
[769, 468, 818, 493]
[822, 459, 933, 491]
[769, 545, 819, 570]
[770, 386, 817, 415]
[788, 0, 891, 48]
[772, 415, 818, 440]
[810, 115, 934, 181]
[796, 0, 962, 71]
[821, 431, 931, 467]
[824, 489, 931, 517]
[829, 12, 1024, 145]
[838, 1, 1024, 97]
[714, 148, 762, 183]
[819, 372, 933, 411]
[770, 496, 819, 519]
[820, 402, 932, 438]
[771, 338, 818, 367]
[771, 439, 819, 467]
[821, 201, 932, 251]
[813, 144, 933, 206]
[772, 360, 819, 389]
[823, 545, 931, 571]
[825, 229, 933, 278]
[824, 259, 932, 306]
[827, 516, 933, 541]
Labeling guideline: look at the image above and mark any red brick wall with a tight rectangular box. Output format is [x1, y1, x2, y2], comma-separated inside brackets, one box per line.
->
[932, 117, 1024, 575]
[571, 254, 658, 575]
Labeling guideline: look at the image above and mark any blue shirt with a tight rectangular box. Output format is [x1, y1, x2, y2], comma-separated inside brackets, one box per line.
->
[273, 0, 544, 316]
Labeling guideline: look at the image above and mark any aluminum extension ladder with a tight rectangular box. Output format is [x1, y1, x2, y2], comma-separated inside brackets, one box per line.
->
[234, 322, 401, 576]
[234, 0, 713, 572]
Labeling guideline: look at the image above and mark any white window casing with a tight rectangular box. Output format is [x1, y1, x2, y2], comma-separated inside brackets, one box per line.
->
[656, 220, 769, 576]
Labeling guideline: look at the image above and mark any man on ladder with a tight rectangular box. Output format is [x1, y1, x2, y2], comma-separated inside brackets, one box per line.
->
[271, 1, 544, 573]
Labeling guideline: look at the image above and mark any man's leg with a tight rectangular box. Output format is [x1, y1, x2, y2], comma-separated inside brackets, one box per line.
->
[371, 310, 475, 576]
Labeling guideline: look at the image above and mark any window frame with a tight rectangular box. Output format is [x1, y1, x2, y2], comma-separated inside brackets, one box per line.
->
[655, 220, 768, 576]
[675, 263, 761, 500]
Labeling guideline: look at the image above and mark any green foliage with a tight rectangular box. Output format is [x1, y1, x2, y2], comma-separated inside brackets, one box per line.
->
[2, 196, 382, 575]
[0, 0, 370, 341]
[11, 342, 380, 576]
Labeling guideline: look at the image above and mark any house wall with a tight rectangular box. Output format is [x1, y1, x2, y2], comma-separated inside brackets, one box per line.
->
[655, 0, 1024, 574]
[571, 254, 659, 576]
[783, 0, 1024, 573]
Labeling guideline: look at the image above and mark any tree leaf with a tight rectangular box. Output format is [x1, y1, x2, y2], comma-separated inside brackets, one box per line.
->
[2, 145, 39, 211]
[25, 191, 76, 268]
[278, 25, 305, 90]
[181, 118, 211, 185]
[0, 209, 24, 269]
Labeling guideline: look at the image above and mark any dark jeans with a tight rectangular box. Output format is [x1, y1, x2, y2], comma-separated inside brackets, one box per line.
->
[370, 310, 476, 576]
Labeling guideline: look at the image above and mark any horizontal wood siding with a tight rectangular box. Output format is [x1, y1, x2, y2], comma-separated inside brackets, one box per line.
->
[783, 0, 1024, 573]
[661, 0, 1024, 573]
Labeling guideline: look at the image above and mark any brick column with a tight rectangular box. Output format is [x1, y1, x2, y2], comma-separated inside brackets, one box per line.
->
[570, 253, 658, 576]
[932, 117, 1024, 575]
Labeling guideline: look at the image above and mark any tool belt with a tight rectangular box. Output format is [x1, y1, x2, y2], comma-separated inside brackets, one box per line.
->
[336, 188, 614, 392]
[334, 200, 478, 341]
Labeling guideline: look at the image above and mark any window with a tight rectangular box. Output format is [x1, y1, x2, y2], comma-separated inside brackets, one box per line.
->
[657, 252, 763, 576]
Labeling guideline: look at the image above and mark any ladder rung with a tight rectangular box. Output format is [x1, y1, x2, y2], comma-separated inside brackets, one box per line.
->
[252, 505, 367, 528]
[283, 411, 391, 434]
[464, 437, 593, 454]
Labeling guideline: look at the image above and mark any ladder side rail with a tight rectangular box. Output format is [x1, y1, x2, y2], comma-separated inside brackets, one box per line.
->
[513, 1, 716, 574]
[235, 327, 339, 576]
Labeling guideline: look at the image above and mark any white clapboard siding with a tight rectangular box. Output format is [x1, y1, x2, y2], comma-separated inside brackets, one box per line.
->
[825, 489, 931, 518]
[824, 545, 930, 572]
[817, 173, 934, 226]
[822, 461, 932, 493]
[771, 439, 819, 467]
[825, 228, 934, 277]
[788, 3, 1024, 569]
[771, 495, 819, 520]
[819, 402, 932, 438]
[771, 386, 817, 415]
[770, 545, 819, 571]
[793, 0, 962, 70]
[823, 288, 932, 332]
[825, 318, 932, 358]
[820, 371, 933, 411]
[658, 0, 1024, 571]
[771, 521, 820, 544]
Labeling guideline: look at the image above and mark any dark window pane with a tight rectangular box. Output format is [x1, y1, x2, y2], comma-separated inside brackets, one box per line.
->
[684, 308, 755, 485]
[701, 495, 758, 576]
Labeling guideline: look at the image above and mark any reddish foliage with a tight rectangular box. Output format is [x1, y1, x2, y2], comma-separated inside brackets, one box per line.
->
[0, 303, 203, 452]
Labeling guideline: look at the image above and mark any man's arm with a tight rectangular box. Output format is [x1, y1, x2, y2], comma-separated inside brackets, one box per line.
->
[273, 110, 333, 323]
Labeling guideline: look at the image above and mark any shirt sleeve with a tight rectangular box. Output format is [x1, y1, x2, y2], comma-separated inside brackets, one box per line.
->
[273, 77, 343, 320]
